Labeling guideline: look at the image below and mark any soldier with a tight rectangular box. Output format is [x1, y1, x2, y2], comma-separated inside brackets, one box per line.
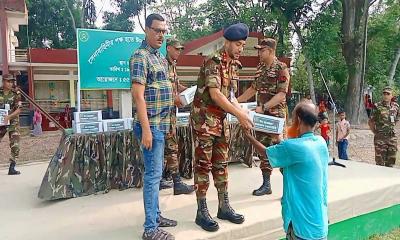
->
[368, 87, 399, 167]
[190, 23, 253, 232]
[160, 38, 194, 195]
[0, 74, 22, 175]
[237, 38, 290, 196]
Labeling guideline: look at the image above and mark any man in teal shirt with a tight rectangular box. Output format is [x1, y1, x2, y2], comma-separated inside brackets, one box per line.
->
[245, 102, 328, 240]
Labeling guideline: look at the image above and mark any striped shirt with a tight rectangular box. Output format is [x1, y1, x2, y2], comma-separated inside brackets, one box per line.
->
[130, 40, 173, 133]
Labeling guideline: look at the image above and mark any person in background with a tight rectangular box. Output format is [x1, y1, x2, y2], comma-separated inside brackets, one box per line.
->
[32, 108, 43, 136]
[368, 87, 399, 168]
[336, 111, 350, 160]
[245, 102, 329, 240]
[0, 74, 22, 175]
[319, 117, 330, 146]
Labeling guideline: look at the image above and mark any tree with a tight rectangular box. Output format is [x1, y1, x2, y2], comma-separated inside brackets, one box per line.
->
[150, 0, 212, 42]
[16, 0, 82, 49]
[367, 0, 400, 88]
[340, 0, 374, 124]
[102, 0, 156, 32]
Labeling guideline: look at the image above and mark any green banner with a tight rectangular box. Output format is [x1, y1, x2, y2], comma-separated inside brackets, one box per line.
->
[77, 28, 167, 90]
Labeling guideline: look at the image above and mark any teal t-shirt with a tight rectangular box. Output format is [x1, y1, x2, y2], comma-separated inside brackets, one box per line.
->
[266, 132, 329, 239]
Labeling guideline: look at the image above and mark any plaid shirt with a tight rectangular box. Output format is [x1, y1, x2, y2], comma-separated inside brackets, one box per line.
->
[130, 40, 173, 133]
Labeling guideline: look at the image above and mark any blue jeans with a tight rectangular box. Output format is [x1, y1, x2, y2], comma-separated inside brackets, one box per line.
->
[134, 124, 165, 232]
[337, 139, 349, 160]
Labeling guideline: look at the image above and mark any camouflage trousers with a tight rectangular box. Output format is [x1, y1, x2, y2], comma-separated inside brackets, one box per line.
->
[164, 129, 179, 176]
[0, 125, 20, 162]
[256, 131, 281, 175]
[374, 134, 398, 167]
[193, 130, 229, 199]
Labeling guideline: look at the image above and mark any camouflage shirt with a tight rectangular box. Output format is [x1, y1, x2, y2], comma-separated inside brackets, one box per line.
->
[190, 48, 240, 137]
[371, 100, 399, 135]
[251, 58, 289, 118]
[0, 87, 22, 127]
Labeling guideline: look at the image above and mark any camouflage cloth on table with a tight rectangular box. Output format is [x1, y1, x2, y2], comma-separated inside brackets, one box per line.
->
[371, 101, 399, 167]
[38, 130, 143, 200]
[176, 125, 194, 179]
[0, 87, 22, 162]
[228, 122, 254, 167]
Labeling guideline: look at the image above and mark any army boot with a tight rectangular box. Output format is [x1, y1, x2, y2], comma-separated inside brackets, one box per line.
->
[217, 192, 244, 224]
[195, 198, 219, 232]
[172, 174, 194, 195]
[8, 160, 21, 175]
[252, 173, 272, 196]
[159, 178, 173, 190]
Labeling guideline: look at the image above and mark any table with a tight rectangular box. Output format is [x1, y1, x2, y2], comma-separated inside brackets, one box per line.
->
[38, 124, 254, 200]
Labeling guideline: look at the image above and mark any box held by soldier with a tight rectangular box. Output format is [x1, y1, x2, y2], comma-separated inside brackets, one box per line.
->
[179, 86, 197, 106]
[249, 111, 285, 134]
[73, 110, 102, 123]
[0, 109, 9, 126]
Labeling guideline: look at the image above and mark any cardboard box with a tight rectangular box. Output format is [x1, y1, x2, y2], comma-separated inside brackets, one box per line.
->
[176, 112, 190, 126]
[240, 102, 257, 111]
[103, 119, 128, 132]
[73, 110, 102, 123]
[227, 114, 238, 123]
[0, 109, 9, 126]
[125, 118, 134, 130]
[73, 122, 103, 134]
[179, 86, 197, 106]
[249, 111, 285, 134]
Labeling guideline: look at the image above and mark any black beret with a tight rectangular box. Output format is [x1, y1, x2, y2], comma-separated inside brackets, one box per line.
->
[223, 23, 249, 41]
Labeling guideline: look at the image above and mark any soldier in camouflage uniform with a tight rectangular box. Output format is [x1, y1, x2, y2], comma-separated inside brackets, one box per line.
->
[160, 38, 195, 195]
[0, 74, 22, 175]
[190, 23, 253, 232]
[368, 87, 399, 167]
[238, 38, 290, 196]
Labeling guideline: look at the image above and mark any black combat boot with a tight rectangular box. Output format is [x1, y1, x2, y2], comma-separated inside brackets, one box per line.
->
[252, 173, 272, 196]
[172, 174, 194, 195]
[217, 192, 244, 224]
[195, 198, 219, 232]
[8, 160, 21, 175]
[159, 178, 173, 190]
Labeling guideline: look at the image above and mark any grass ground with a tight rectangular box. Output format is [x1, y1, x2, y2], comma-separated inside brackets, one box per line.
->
[370, 228, 400, 240]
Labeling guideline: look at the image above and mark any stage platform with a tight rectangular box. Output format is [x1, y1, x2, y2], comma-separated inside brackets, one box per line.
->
[0, 160, 399, 240]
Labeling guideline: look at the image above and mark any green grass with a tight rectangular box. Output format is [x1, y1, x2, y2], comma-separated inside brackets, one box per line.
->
[369, 228, 400, 240]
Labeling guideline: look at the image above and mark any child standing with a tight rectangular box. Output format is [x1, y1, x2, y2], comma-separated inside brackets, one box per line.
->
[319, 117, 330, 146]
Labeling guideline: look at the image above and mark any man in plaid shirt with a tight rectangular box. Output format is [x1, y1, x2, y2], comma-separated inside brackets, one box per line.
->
[131, 13, 176, 240]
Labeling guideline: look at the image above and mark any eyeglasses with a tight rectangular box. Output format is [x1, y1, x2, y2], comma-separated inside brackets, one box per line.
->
[150, 27, 167, 35]
[383, 92, 391, 95]
[174, 47, 183, 51]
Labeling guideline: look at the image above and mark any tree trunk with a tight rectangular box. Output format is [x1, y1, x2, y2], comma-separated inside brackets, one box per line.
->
[292, 22, 317, 104]
[341, 0, 369, 124]
[63, 0, 77, 36]
[81, 0, 87, 28]
[388, 47, 400, 86]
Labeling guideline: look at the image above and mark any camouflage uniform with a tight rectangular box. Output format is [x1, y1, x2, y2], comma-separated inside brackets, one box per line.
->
[164, 58, 179, 176]
[252, 58, 289, 175]
[190, 49, 240, 198]
[0, 87, 22, 162]
[371, 101, 399, 167]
